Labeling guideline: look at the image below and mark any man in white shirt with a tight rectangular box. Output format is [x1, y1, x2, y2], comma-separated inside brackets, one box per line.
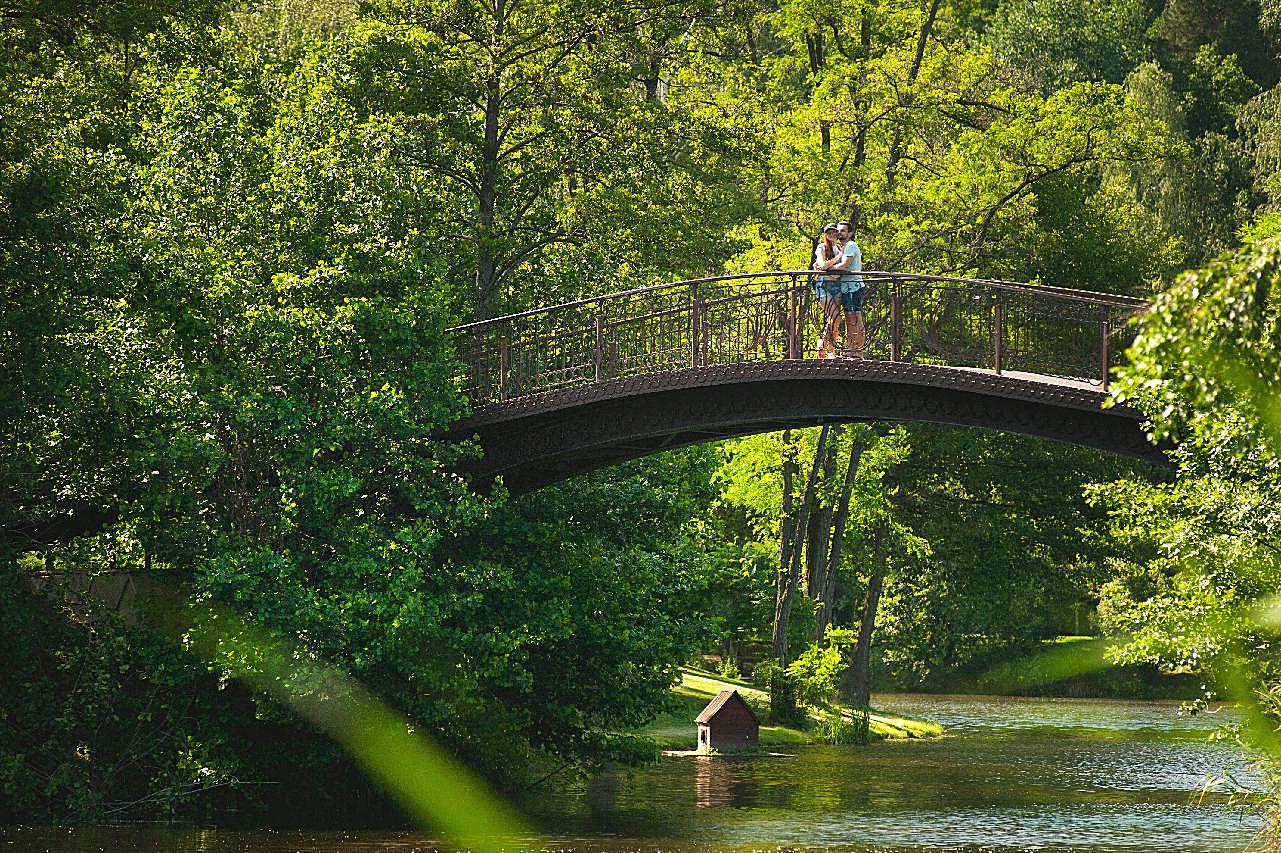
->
[832, 221, 866, 358]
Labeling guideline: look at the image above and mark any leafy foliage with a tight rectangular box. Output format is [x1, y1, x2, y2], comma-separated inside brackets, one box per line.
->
[11, 0, 1281, 831]
[988, 0, 1152, 91]
[1, 0, 720, 822]
[1097, 238, 1281, 676]
[872, 424, 1157, 688]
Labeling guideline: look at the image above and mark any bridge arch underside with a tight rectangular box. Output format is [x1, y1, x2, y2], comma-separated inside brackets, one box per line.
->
[453, 362, 1170, 494]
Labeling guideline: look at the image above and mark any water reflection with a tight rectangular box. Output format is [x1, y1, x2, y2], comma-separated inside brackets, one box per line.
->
[585, 771, 619, 812]
[695, 755, 767, 809]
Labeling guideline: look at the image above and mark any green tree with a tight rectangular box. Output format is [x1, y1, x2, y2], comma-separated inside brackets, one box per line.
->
[874, 424, 1160, 690]
[348, 0, 757, 319]
[712, 0, 1174, 282]
[1, 12, 724, 819]
[1093, 236, 1281, 830]
[1155, 0, 1280, 90]
[987, 0, 1152, 92]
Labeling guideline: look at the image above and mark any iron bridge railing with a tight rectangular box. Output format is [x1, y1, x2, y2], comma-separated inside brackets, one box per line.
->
[449, 271, 1149, 407]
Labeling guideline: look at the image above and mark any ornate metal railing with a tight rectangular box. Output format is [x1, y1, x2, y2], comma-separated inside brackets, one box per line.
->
[449, 271, 1149, 407]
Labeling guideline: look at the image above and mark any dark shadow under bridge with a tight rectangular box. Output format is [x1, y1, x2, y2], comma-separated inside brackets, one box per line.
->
[447, 271, 1165, 493]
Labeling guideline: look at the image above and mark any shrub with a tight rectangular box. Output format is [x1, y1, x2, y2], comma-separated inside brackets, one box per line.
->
[766, 667, 806, 728]
[717, 655, 742, 681]
[813, 708, 870, 745]
[786, 629, 856, 708]
[752, 658, 779, 691]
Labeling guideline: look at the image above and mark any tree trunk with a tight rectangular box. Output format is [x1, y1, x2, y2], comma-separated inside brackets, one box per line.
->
[840, 554, 885, 707]
[475, 76, 501, 320]
[643, 55, 664, 102]
[840, 461, 899, 705]
[773, 426, 829, 665]
[885, 0, 942, 194]
[818, 556, 838, 643]
[846, 11, 872, 229]
[848, 123, 869, 230]
[474, 0, 507, 320]
[910, 0, 941, 83]
[789, 426, 829, 575]
[771, 430, 799, 664]
[805, 31, 825, 76]
[805, 433, 838, 597]
[815, 427, 865, 641]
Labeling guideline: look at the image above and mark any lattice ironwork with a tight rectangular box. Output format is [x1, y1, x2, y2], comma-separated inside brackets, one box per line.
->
[451, 272, 1149, 406]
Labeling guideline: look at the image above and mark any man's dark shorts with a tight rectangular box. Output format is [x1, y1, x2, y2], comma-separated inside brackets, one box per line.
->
[840, 285, 866, 314]
[815, 279, 866, 313]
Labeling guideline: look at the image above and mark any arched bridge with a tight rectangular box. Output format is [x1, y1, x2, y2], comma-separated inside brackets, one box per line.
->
[448, 271, 1164, 493]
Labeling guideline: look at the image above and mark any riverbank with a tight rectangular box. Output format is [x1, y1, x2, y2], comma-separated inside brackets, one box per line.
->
[639, 669, 942, 749]
[896, 636, 1202, 700]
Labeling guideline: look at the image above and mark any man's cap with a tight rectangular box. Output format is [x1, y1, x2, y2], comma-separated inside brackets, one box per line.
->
[823, 222, 838, 232]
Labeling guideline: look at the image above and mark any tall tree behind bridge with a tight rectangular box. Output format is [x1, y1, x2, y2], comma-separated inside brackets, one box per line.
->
[693, 0, 1175, 282]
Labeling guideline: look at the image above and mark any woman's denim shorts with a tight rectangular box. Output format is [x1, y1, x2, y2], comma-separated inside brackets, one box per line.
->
[813, 278, 866, 313]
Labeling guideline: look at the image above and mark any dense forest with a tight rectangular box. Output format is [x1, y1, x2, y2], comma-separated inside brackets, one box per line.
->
[4, 0, 1281, 836]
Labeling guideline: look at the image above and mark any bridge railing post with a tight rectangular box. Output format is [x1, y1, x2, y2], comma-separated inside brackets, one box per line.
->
[498, 334, 510, 401]
[594, 313, 604, 383]
[471, 330, 485, 401]
[787, 277, 800, 359]
[690, 284, 702, 369]
[993, 297, 1004, 375]
[890, 279, 902, 363]
[1099, 308, 1110, 392]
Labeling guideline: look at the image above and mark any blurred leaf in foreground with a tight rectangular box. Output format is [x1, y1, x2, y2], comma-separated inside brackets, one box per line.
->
[185, 605, 535, 851]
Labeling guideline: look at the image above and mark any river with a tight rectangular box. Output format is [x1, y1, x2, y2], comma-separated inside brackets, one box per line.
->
[525, 693, 1268, 852]
[0, 694, 1269, 852]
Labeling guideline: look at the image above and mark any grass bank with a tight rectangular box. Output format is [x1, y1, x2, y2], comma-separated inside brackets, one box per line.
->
[640, 668, 942, 749]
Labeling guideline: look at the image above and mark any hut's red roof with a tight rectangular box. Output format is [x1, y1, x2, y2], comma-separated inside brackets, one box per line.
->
[695, 689, 760, 725]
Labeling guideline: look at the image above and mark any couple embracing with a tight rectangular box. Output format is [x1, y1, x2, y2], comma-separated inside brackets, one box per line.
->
[812, 220, 865, 359]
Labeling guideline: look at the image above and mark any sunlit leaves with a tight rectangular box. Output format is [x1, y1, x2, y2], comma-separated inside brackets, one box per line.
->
[1114, 237, 1281, 451]
[733, 0, 1176, 281]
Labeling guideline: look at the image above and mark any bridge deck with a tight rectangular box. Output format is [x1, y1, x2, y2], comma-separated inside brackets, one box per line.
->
[950, 365, 1100, 392]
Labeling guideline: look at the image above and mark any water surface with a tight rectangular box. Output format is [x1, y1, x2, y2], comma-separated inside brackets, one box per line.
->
[524, 693, 1268, 852]
[1, 694, 1268, 852]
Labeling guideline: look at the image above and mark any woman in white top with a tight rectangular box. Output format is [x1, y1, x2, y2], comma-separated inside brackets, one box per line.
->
[812, 223, 843, 359]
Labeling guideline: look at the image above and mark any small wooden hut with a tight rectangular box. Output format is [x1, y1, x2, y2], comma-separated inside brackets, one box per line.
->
[695, 689, 759, 752]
